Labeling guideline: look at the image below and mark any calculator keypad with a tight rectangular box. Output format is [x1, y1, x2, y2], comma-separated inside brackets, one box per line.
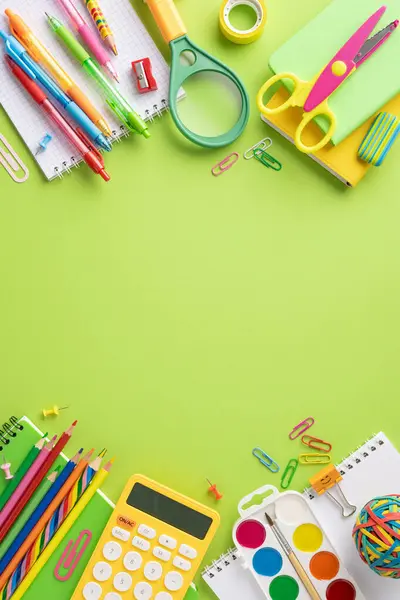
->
[138, 524, 156, 539]
[172, 557, 191, 572]
[132, 536, 151, 551]
[104, 594, 121, 600]
[93, 561, 112, 582]
[144, 561, 163, 581]
[153, 546, 171, 561]
[113, 572, 132, 592]
[83, 582, 102, 599]
[103, 542, 122, 561]
[164, 572, 183, 591]
[159, 535, 177, 550]
[123, 551, 142, 571]
[133, 582, 152, 599]
[178, 544, 197, 560]
[112, 527, 130, 542]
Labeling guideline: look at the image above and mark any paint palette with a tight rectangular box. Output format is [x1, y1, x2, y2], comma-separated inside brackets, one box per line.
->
[233, 486, 365, 600]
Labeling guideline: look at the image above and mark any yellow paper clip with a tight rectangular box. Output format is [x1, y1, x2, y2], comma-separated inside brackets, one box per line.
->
[212, 152, 239, 176]
[309, 464, 357, 518]
[299, 453, 331, 465]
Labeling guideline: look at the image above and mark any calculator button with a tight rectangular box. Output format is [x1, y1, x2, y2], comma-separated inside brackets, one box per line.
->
[113, 572, 132, 592]
[104, 594, 122, 600]
[93, 561, 112, 582]
[164, 571, 184, 591]
[112, 526, 130, 542]
[134, 582, 153, 599]
[83, 582, 102, 600]
[144, 560, 163, 581]
[123, 551, 143, 571]
[138, 524, 156, 539]
[132, 536, 151, 551]
[179, 544, 197, 559]
[155, 594, 173, 600]
[103, 541, 122, 561]
[153, 546, 171, 562]
[159, 535, 177, 550]
[173, 556, 191, 572]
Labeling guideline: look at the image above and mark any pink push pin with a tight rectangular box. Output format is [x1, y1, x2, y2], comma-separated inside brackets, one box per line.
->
[1, 455, 13, 480]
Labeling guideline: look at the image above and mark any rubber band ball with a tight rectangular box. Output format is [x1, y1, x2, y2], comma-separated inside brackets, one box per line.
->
[353, 495, 400, 578]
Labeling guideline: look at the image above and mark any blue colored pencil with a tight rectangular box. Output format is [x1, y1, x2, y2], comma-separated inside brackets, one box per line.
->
[0, 450, 82, 574]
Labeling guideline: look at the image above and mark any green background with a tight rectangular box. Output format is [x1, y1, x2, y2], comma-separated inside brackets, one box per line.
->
[1, 0, 400, 598]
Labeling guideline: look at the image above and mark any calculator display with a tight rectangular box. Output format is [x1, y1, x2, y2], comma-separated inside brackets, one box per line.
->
[127, 482, 213, 540]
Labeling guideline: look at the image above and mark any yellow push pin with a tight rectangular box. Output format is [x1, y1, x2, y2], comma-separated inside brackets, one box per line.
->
[42, 405, 69, 418]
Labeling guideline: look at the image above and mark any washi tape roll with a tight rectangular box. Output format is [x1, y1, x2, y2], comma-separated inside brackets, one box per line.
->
[219, 0, 267, 45]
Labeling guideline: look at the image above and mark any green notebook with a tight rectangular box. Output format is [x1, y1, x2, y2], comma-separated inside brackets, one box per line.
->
[0, 416, 198, 600]
[269, 0, 400, 145]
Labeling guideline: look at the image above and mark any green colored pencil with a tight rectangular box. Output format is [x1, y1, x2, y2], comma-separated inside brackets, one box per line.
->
[0, 435, 48, 511]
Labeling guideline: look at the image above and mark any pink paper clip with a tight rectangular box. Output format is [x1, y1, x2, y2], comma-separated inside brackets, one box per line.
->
[54, 530, 92, 581]
[211, 152, 239, 177]
[289, 417, 315, 440]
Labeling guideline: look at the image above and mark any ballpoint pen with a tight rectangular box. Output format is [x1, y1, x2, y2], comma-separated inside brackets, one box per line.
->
[56, 0, 118, 82]
[6, 57, 110, 181]
[47, 15, 150, 139]
[85, 0, 118, 55]
[0, 30, 111, 152]
[5, 9, 112, 137]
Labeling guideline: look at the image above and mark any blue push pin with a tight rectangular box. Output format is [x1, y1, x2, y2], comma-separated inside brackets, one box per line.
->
[35, 134, 53, 156]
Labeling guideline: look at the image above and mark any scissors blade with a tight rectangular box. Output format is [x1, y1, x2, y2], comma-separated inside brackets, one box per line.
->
[304, 5, 388, 112]
[355, 20, 399, 66]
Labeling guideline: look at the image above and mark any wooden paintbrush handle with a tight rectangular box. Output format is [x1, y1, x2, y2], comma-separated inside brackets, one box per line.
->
[289, 552, 321, 600]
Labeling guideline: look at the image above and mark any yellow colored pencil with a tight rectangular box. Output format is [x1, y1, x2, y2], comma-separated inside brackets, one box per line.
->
[9, 460, 114, 600]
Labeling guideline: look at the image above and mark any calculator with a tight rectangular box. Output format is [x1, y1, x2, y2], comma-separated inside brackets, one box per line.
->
[72, 474, 220, 600]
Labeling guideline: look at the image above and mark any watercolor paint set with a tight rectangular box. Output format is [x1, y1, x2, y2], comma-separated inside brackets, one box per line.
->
[233, 485, 365, 600]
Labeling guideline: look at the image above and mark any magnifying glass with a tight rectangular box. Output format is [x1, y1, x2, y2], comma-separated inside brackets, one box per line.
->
[145, 0, 250, 148]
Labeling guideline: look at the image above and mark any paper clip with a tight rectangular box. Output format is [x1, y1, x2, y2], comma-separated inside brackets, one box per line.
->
[54, 530, 92, 581]
[310, 465, 357, 518]
[281, 458, 298, 490]
[289, 417, 315, 440]
[254, 148, 282, 171]
[244, 137, 272, 160]
[252, 447, 280, 473]
[301, 435, 332, 453]
[212, 152, 239, 177]
[0, 134, 29, 183]
[299, 453, 331, 465]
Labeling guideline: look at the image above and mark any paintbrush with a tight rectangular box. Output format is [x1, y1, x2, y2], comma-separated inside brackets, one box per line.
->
[265, 512, 322, 600]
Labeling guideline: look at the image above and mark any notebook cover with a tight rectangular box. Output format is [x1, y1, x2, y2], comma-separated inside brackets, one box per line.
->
[268, 0, 400, 145]
[261, 87, 400, 186]
[0, 416, 113, 600]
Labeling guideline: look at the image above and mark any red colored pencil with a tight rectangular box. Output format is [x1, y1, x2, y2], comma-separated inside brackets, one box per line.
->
[0, 421, 77, 543]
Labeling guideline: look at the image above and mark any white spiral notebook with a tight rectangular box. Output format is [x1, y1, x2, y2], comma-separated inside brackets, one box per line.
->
[203, 432, 400, 600]
[0, 0, 183, 181]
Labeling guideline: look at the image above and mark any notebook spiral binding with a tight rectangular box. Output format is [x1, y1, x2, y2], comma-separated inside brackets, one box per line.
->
[0, 416, 24, 452]
[202, 548, 240, 579]
[305, 432, 385, 501]
[52, 100, 170, 180]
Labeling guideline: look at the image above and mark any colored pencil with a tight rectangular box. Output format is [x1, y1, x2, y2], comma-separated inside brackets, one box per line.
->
[85, 0, 118, 55]
[0, 467, 60, 551]
[0, 443, 88, 590]
[0, 436, 56, 535]
[7, 459, 114, 600]
[0, 435, 48, 511]
[0, 450, 82, 573]
[0, 422, 77, 543]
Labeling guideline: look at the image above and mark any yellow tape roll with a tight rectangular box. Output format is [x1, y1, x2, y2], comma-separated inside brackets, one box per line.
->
[219, 0, 267, 45]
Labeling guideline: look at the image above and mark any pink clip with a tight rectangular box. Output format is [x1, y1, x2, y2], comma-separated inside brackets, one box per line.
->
[289, 417, 315, 440]
[54, 530, 92, 581]
[212, 152, 239, 177]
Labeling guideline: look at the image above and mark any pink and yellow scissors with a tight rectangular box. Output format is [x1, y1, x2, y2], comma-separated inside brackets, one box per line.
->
[257, 6, 398, 154]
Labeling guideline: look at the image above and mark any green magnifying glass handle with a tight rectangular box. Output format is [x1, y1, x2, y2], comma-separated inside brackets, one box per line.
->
[169, 36, 250, 148]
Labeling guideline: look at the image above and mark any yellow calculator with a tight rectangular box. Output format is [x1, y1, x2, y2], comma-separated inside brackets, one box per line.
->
[72, 474, 220, 600]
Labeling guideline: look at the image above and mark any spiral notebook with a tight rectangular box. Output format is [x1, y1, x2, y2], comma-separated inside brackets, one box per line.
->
[0, 0, 183, 181]
[202, 432, 400, 600]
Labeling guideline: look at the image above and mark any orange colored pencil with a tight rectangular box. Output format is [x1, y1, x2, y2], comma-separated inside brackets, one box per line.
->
[0, 448, 94, 589]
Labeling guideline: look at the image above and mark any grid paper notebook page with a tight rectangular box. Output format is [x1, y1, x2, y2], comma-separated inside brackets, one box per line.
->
[304, 432, 400, 600]
[0, 0, 182, 181]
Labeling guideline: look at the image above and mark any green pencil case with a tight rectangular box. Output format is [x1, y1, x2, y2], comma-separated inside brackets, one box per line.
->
[358, 112, 400, 166]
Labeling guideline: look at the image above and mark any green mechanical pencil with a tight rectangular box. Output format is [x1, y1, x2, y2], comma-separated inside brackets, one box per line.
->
[46, 14, 150, 139]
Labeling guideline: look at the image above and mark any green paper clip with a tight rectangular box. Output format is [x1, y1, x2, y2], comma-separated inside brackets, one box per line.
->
[253, 148, 282, 171]
[281, 458, 299, 490]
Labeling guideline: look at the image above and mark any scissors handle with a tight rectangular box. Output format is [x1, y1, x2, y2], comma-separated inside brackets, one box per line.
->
[257, 72, 304, 116]
[295, 104, 337, 154]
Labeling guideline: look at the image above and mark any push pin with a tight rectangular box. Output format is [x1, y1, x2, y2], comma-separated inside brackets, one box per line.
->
[1, 455, 13, 480]
[35, 134, 53, 156]
[206, 479, 223, 501]
[42, 405, 69, 418]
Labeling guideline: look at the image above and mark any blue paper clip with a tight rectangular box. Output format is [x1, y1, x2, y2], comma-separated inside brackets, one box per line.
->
[252, 447, 280, 473]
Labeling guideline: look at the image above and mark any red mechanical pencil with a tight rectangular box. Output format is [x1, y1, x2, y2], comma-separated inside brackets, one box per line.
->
[6, 56, 110, 181]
